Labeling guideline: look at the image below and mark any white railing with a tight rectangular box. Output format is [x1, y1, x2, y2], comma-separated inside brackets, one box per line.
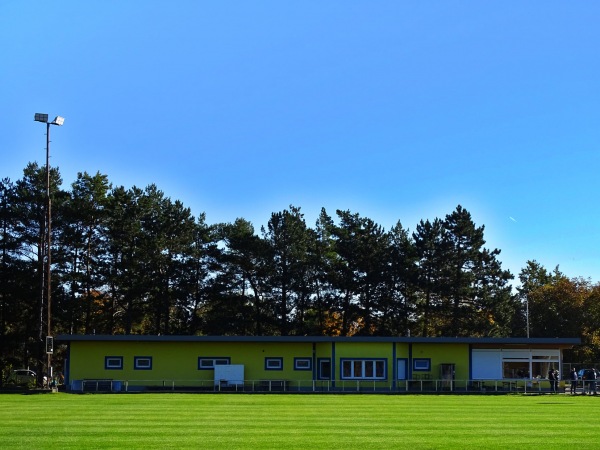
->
[70, 378, 594, 393]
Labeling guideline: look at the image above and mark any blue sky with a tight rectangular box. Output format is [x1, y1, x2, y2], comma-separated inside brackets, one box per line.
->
[2, 1, 600, 284]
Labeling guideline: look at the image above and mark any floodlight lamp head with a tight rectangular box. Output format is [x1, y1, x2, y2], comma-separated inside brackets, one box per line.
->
[52, 116, 65, 126]
[34, 113, 49, 123]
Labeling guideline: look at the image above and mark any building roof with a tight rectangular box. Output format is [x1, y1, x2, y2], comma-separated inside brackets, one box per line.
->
[56, 334, 580, 346]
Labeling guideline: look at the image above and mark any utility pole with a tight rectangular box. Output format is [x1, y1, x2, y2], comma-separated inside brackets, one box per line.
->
[34, 113, 64, 387]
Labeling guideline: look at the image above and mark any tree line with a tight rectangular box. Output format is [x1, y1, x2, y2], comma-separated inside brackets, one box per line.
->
[1, 163, 599, 372]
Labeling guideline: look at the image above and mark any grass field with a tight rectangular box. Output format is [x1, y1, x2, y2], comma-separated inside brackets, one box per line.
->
[1, 393, 599, 449]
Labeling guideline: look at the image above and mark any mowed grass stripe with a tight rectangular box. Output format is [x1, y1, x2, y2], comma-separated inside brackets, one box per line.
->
[1, 394, 599, 449]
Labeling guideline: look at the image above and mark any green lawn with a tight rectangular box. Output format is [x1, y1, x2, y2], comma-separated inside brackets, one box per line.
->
[1, 393, 599, 449]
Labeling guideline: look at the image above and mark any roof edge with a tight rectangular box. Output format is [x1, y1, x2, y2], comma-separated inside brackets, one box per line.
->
[56, 334, 581, 345]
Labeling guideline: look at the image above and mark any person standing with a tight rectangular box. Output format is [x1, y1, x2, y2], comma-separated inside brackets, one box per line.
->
[569, 368, 578, 394]
[548, 369, 556, 393]
[589, 368, 598, 395]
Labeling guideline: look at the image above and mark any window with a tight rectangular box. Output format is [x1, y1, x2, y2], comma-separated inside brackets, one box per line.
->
[501, 349, 560, 379]
[294, 358, 312, 371]
[265, 357, 283, 370]
[340, 359, 386, 380]
[413, 358, 431, 371]
[134, 356, 153, 370]
[532, 362, 558, 379]
[318, 359, 331, 380]
[503, 361, 529, 378]
[198, 357, 231, 370]
[105, 356, 123, 370]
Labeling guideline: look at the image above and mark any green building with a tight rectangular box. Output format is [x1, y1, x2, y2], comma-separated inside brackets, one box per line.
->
[57, 335, 579, 393]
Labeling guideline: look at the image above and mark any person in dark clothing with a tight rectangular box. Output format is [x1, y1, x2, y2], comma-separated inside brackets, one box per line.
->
[548, 369, 556, 392]
[569, 367, 578, 394]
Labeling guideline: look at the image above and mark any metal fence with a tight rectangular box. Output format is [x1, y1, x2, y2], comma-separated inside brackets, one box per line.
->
[562, 362, 600, 372]
[69, 377, 597, 394]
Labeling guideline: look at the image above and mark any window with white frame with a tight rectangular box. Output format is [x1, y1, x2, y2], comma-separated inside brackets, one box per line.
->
[340, 359, 386, 380]
[503, 360, 529, 378]
[105, 356, 123, 370]
[502, 349, 560, 379]
[473, 348, 561, 380]
[198, 357, 231, 370]
[531, 353, 560, 379]
[413, 358, 431, 371]
[134, 356, 153, 370]
[502, 349, 529, 379]
[294, 358, 312, 371]
[265, 357, 283, 370]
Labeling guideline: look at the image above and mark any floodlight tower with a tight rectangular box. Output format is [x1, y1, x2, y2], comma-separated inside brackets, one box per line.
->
[34, 113, 64, 386]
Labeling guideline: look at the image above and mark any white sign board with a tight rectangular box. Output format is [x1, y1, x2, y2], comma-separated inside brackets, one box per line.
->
[214, 364, 244, 386]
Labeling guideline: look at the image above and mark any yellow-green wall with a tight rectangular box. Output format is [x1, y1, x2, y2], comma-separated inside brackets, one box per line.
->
[67, 340, 470, 384]
[411, 343, 469, 380]
[69, 341, 320, 382]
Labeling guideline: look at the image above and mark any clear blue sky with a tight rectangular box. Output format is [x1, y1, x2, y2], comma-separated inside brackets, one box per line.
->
[2, 1, 599, 284]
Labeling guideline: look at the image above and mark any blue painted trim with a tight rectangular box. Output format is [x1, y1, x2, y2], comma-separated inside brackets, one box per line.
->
[469, 344, 472, 380]
[294, 357, 312, 371]
[392, 343, 397, 389]
[408, 344, 413, 379]
[134, 356, 153, 370]
[332, 341, 336, 388]
[413, 358, 431, 371]
[56, 334, 582, 345]
[312, 343, 316, 381]
[265, 357, 283, 370]
[105, 356, 123, 370]
[64, 343, 71, 386]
